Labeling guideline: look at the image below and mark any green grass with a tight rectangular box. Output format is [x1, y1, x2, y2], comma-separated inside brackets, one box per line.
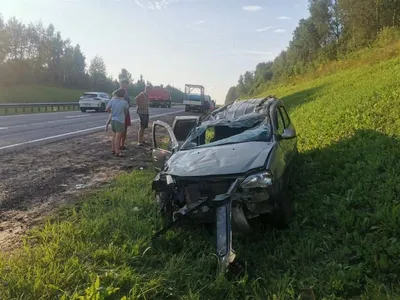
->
[1, 45, 400, 299]
[0, 85, 85, 104]
[0, 85, 85, 115]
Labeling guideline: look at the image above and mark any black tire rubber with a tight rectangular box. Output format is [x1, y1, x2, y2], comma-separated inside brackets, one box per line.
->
[80, 108, 86, 113]
[227, 260, 246, 279]
[156, 192, 173, 227]
[270, 190, 292, 229]
[100, 103, 106, 112]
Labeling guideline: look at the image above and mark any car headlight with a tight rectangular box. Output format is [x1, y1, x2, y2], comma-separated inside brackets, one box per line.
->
[241, 171, 273, 189]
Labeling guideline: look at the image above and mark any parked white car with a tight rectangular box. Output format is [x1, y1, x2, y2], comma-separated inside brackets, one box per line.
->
[79, 92, 111, 112]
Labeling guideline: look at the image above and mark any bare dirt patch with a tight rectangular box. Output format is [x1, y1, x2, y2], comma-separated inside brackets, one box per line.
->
[0, 114, 184, 252]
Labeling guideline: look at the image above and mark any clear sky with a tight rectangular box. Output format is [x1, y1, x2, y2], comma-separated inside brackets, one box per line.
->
[1, 0, 309, 103]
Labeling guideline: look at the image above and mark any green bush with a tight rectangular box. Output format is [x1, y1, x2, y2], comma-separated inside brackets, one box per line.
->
[375, 27, 400, 48]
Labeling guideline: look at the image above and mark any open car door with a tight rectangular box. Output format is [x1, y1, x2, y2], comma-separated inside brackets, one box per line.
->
[172, 116, 201, 147]
[152, 120, 179, 171]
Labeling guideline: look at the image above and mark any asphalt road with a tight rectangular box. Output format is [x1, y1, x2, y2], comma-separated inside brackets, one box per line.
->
[0, 106, 185, 152]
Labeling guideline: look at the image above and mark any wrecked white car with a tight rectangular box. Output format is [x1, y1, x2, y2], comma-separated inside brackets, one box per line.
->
[151, 96, 298, 275]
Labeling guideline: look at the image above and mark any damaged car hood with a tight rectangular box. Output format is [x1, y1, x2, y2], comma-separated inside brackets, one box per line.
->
[164, 141, 275, 177]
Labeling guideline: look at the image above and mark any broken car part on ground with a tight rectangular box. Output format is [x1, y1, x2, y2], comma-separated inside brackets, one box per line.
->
[151, 96, 298, 276]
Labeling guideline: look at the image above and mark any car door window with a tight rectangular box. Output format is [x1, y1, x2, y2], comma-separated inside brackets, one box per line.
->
[276, 109, 285, 135]
[152, 121, 179, 168]
[172, 117, 200, 142]
[154, 125, 173, 151]
[153, 121, 179, 152]
[279, 106, 290, 128]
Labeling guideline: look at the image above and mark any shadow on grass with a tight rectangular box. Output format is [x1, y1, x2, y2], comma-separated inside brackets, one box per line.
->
[279, 83, 328, 111]
[236, 129, 400, 299]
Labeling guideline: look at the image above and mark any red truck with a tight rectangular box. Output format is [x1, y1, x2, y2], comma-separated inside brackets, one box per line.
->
[147, 87, 172, 108]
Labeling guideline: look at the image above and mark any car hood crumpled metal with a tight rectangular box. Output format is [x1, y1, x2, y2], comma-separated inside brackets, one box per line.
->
[164, 141, 275, 177]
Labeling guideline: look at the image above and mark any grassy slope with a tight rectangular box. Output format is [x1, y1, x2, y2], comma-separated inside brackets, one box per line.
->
[0, 85, 85, 103]
[1, 45, 400, 299]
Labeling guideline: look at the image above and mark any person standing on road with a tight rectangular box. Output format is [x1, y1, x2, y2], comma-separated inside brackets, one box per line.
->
[120, 80, 131, 150]
[135, 85, 151, 146]
[105, 88, 129, 157]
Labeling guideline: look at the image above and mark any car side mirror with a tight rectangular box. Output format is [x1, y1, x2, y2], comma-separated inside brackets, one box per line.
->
[279, 128, 296, 140]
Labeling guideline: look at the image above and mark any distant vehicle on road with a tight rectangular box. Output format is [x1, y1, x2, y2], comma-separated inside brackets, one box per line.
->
[183, 84, 211, 113]
[79, 92, 111, 112]
[148, 87, 172, 108]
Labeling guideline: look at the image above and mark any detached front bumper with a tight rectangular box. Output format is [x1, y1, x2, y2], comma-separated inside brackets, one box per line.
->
[152, 173, 274, 276]
[152, 173, 274, 233]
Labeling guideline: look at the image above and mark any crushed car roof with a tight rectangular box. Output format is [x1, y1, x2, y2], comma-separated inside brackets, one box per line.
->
[206, 96, 278, 122]
[180, 97, 276, 151]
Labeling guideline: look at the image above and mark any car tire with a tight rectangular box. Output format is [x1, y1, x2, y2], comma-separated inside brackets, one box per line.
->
[100, 103, 106, 112]
[80, 108, 86, 113]
[270, 190, 292, 229]
[156, 192, 173, 226]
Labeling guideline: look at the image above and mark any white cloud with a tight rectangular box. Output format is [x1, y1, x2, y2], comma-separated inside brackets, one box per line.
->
[188, 20, 205, 27]
[187, 20, 206, 34]
[256, 26, 274, 32]
[243, 5, 263, 12]
[184, 42, 202, 47]
[134, 0, 186, 10]
[273, 29, 286, 33]
[277, 16, 291, 20]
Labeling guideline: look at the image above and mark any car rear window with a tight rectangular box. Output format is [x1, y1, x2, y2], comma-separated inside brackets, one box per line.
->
[82, 93, 97, 98]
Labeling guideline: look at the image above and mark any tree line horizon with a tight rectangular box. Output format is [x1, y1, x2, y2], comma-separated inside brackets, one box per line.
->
[0, 14, 185, 102]
[225, 0, 400, 104]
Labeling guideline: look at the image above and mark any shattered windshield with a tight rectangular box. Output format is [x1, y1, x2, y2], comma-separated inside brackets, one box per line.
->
[180, 113, 272, 150]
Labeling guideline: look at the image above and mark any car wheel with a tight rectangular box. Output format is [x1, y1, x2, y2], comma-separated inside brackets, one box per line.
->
[270, 190, 292, 229]
[100, 103, 106, 112]
[80, 108, 86, 113]
[156, 192, 173, 226]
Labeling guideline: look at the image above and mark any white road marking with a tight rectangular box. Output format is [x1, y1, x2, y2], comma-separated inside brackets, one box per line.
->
[65, 115, 90, 119]
[0, 110, 184, 150]
[0, 127, 8, 130]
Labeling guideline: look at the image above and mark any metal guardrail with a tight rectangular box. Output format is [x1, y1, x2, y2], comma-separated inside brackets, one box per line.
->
[0, 102, 185, 115]
[0, 102, 79, 114]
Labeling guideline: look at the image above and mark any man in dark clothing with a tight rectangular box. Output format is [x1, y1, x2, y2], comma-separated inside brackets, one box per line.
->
[120, 80, 131, 150]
